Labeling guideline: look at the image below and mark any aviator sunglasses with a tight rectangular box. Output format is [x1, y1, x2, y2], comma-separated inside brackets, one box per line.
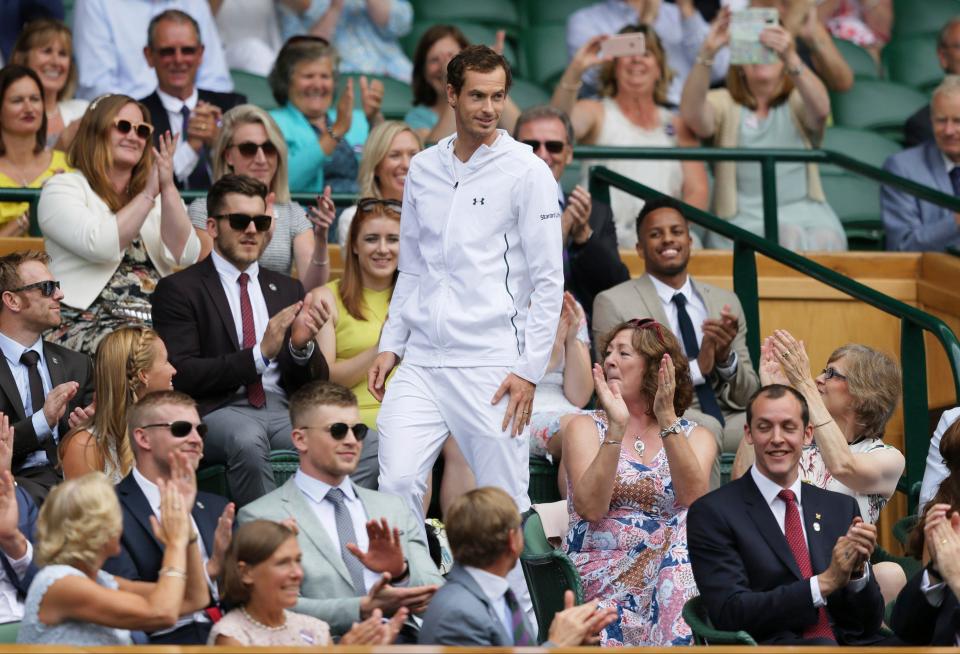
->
[113, 118, 154, 140]
[10, 280, 60, 297]
[214, 213, 273, 232]
[522, 139, 565, 154]
[141, 421, 208, 438]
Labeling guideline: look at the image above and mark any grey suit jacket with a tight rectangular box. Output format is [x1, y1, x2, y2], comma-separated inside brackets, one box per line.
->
[592, 273, 759, 411]
[419, 564, 530, 646]
[237, 476, 444, 635]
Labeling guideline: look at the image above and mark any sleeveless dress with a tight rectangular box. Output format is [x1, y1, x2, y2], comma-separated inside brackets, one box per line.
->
[565, 411, 699, 646]
[582, 99, 685, 249]
[326, 279, 392, 428]
[18, 565, 131, 645]
[706, 102, 847, 251]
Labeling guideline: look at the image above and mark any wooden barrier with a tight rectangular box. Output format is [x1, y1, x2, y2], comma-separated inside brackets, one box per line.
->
[0, 645, 955, 653]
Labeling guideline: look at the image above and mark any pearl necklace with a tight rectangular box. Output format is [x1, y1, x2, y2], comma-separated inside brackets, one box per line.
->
[240, 606, 287, 632]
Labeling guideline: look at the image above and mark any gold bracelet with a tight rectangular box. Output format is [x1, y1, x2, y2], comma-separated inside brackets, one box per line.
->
[311, 257, 330, 266]
[601, 439, 623, 446]
[159, 566, 187, 580]
[813, 419, 833, 428]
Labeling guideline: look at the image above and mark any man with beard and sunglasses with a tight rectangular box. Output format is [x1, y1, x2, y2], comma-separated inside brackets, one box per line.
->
[103, 390, 233, 644]
[151, 174, 330, 507]
[0, 250, 93, 504]
[239, 381, 442, 640]
[592, 196, 759, 488]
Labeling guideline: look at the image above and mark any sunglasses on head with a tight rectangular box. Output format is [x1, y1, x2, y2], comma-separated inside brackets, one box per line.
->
[821, 367, 847, 382]
[9, 280, 60, 297]
[626, 317, 666, 345]
[113, 118, 154, 140]
[155, 45, 200, 58]
[215, 213, 273, 232]
[231, 140, 279, 158]
[300, 423, 369, 440]
[522, 139, 565, 154]
[141, 421, 208, 438]
[357, 197, 402, 214]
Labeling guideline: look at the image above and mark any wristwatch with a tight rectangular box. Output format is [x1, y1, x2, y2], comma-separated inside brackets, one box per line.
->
[659, 418, 684, 439]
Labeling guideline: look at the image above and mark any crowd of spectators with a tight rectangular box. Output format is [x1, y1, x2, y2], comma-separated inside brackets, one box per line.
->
[0, 0, 956, 649]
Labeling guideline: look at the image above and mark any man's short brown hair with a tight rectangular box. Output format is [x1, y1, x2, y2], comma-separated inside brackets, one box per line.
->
[127, 390, 198, 445]
[288, 381, 357, 427]
[445, 487, 521, 568]
[446, 45, 512, 96]
[0, 251, 50, 297]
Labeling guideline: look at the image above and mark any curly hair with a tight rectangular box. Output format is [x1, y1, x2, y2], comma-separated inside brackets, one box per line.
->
[35, 472, 122, 568]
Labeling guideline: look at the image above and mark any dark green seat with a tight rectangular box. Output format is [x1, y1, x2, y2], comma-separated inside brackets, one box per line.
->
[520, 509, 583, 643]
[528, 455, 561, 504]
[893, 514, 919, 547]
[884, 36, 943, 94]
[524, 25, 569, 89]
[401, 21, 519, 73]
[270, 449, 300, 487]
[892, 0, 960, 40]
[509, 77, 550, 110]
[0, 621, 18, 643]
[820, 174, 885, 250]
[196, 465, 229, 500]
[522, 0, 594, 25]
[822, 127, 901, 168]
[830, 79, 928, 143]
[413, 0, 521, 33]
[833, 38, 878, 79]
[337, 74, 413, 121]
[231, 69, 278, 110]
[682, 596, 756, 645]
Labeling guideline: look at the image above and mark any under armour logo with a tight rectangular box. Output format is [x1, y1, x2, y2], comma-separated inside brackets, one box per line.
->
[473, 197, 485, 205]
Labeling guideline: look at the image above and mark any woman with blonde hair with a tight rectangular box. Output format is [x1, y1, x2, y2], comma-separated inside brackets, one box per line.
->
[17, 471, 209, 645]
[59, 327, 176, 483]
[10, 18, 88, 149]
[335, 120, 421, 244]
[188, 103, 333, 290]
[38, 94, 200, 355]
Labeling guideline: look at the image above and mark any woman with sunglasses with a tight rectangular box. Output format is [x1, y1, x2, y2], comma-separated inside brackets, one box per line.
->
[59, 327, 176, 483]
[551, 24, 709, 249]
[188, 104, 333, 290]
[563, 319, 716, 646]
[0, 65, 71, 237]
[38, 94, 200, 355]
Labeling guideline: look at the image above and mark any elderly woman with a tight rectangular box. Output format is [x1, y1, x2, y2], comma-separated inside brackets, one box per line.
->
[211, 520, 405, 646]
[17, 471, 208, 645]
[680, 11, 845, 251]
[0, 65, 69, 236]
[268, 37, 383, 194]
[188, 104, 331, 290]
[38, 94, 200, 355]
[563, 319, 717, 646]
[10, 19, 88, 149]
[552, 25, 709, 249]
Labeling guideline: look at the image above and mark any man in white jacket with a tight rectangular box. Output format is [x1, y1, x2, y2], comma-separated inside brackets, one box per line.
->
[368, 45, 563, 608]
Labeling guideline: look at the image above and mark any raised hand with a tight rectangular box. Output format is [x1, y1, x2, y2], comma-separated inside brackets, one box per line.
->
[491, 373, 536, 437]
[563, 186, 593, 244]
[770, 329, 813, 387]
[491, 29, 506, 55]
[153, 130, 178, 191]
[359, 572, 439, 618]
[290, 292, 330, 348]
[547, 590, 618, 647]
[929, 510, 960, 592]
[368, 352, 399, 402]
[42, 381, 79, 430]
[759, 24, 796, 61]
[569, 34, 610, 76]
[759, 337, 789, 386]
[702, 6, 731, 57]
[168, 450, 198, 511]
[333, 78, 355, 138]
[206, 502, 235, 579]
[308, 186, 335, 239]
[0, 470, 25, 559]
[843, 517, 877, 576]
[653, 353, 679, 427]
[359, 75, 384, 123]
[701, 304, 738, 366]
[260, 301, 302, 360]
[346, 518, 405, 577]
[592, 362, 628, 434]
[0, 413, 12, 473]
[151, 478, 191, 549]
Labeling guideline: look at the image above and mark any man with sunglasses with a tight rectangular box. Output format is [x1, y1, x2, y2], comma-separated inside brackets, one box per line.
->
[104, 390, 233, 645]
[514, 106, 628, 320]
[239, 381, 442, 640]
[0, 251, 93, 504]
[140, 10, 246, 191]
[152, 174, 330, 507]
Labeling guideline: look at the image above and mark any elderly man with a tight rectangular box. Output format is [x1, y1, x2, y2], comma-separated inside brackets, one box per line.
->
[881, 75, 960, 252]
[905, 17, 960, 148]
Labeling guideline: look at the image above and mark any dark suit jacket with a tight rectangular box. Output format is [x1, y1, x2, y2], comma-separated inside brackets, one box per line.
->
[0, 340, 93, 471]
[891, 565, 960, 645]
[150, 256, 328, 416]
[138, 88, 246, 190]
[565, 200, 629, 321]
[2, 485, 38, 600]
[687, 471, 886, 645]
[904, 104, 933, 150]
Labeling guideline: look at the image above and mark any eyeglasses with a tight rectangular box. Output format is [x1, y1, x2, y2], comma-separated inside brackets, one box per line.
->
[300, 423, 369, 441]
[154, 45, 200, 58]
[141, 421, 208, 438]
[626, 317, 666, 345]
[9, 280, 60, 297]
[357, 198, 402, 214]
[821, 367, 847, 382]
[230, 140, 279, 158]
[521, 139, 565, 154]
[113, 118, 154, 140]
[215, 213, 273, 232]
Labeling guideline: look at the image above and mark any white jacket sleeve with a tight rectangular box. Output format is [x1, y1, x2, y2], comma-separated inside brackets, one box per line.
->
[511, 161, 564, 384]
[919, 407, 960, 514]
[38, 174, 122, 264]
[378, 174, 422, 358]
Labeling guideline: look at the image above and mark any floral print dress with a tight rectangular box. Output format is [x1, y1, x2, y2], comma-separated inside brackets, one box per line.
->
[565, 411, 698, 646]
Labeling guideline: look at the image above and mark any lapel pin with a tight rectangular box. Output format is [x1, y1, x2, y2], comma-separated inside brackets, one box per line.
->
[268, 283, 278, 292]
[815, 513, 821, 520]
[51, 356, 59, 365]
[196, 501, 204, 510]
[813, 522, 821, 532]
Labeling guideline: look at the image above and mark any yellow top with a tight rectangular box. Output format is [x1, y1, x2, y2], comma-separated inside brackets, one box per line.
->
[0, 150, 71, 225]
[327, 278, 393, 429]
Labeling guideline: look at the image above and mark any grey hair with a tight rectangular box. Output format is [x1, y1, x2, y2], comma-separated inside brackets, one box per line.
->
[147, 9, 202, 49]
[513, 105, 576, 146]
[938, 17, 960, 49]
[269, 40, 339, 106]
[933, 74, 960, 102]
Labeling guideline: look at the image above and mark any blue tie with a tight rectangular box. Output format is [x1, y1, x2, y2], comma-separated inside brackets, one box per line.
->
[672, 293, 725, 426]
[950, 167, 960, 196]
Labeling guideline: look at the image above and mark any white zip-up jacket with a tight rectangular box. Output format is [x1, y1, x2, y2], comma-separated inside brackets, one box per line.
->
[379, 130, 564, 384]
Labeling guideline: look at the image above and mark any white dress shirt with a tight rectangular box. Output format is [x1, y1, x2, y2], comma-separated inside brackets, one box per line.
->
[156, 87, 203, 183]
[0, 333, 55, 471]
[463, 566, 512, 641]
[0, 539, 32, 624]
[750, 466, 870, 608]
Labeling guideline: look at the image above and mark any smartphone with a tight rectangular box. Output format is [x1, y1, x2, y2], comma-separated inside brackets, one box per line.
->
[599, 32, 646, 60]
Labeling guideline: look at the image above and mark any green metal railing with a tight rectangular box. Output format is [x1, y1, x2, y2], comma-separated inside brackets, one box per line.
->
[586, 162, 960, 506]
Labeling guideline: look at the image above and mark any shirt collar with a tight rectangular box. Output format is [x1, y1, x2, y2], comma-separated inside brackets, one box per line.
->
[294, 468, 357, 505]
[463, 565, 511, 604]
[132, 467, 162, 514]
[649, 273, 694, 306]
[210, 248, 259, 283]
[157, 87, 199, 114]
[0, 332, 44, 368]
[750, 465, 805, 509]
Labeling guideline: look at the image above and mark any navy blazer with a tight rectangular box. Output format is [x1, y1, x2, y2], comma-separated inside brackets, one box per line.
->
[891, 566, 960, 646]
[565, 199, 629, 321]
[102, 473, 229, 582]
[687, 471, 886, 645]
[881, 140, 960, 252]
[3, 485, 38, 599]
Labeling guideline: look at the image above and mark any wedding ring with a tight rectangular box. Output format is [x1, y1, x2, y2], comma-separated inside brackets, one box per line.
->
[782, 352, 790, 358]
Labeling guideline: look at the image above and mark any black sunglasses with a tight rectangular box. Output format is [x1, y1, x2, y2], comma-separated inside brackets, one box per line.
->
[9, 280, 60, 297]
[300, 423, 369, 441]
[155, 45, 200, 58]
[231, 140, 279, 158]
[522, 139, 565, 154]
[215, 213, 273, 232]
[141, 421, 208, 438]
[357, 198, 402, 214]
[821, 367, 848, 382]
[113, 118, 154, 140]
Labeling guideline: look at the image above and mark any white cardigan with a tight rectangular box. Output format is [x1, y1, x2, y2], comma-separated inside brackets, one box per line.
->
[38, 172, 201, 310]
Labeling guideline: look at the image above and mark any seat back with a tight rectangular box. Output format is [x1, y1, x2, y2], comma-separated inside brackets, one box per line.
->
[524, 25, 569, 89]
[830, 80, 928, 142]
[681, 596, 757, 645]
[884, 36, 943, 94]
[270, 449, 300, 487]
[413, 0, 522, 32]
[230, 70, 278, 111]
[0, 621, 19, 643]
[833, 38, 878, 79]
[509, 78, 550, 110]
[528, 456, 561, 504]
[892, 0, 960, 40]
[196, 465, 229, 499]
[522, 0, 595, 25]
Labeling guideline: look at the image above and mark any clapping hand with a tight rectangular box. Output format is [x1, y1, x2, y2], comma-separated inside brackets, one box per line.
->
[332, 78, 354, 139]
[206, 502, 235, 579]
[168, 450, 198, 511]
[151, 478, 191, 549]
[0, 413, 12, 473]
[341, 607, 408, 645]
[153, 131, 177, 192]
[769, 329, 813, 387]
[653, 353, 679, 428]
[308, 186, 335, 240]
[290, 292, 330, 349]
[547, 591, 619, 647]
[592, 363, 628, 435]
[843, 517, 877, 577]
[359, 75, 384, 124]
[758, 336, 790, 386]
[67, 400, 95, 431]
[701, 305, 738, 368]
[563, 186, 593, 244]
[926, 506, 960, 592]
[346, 518, 406, 578]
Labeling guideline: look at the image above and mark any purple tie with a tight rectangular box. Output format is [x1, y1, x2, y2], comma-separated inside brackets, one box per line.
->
[504, 588, 534, 645]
